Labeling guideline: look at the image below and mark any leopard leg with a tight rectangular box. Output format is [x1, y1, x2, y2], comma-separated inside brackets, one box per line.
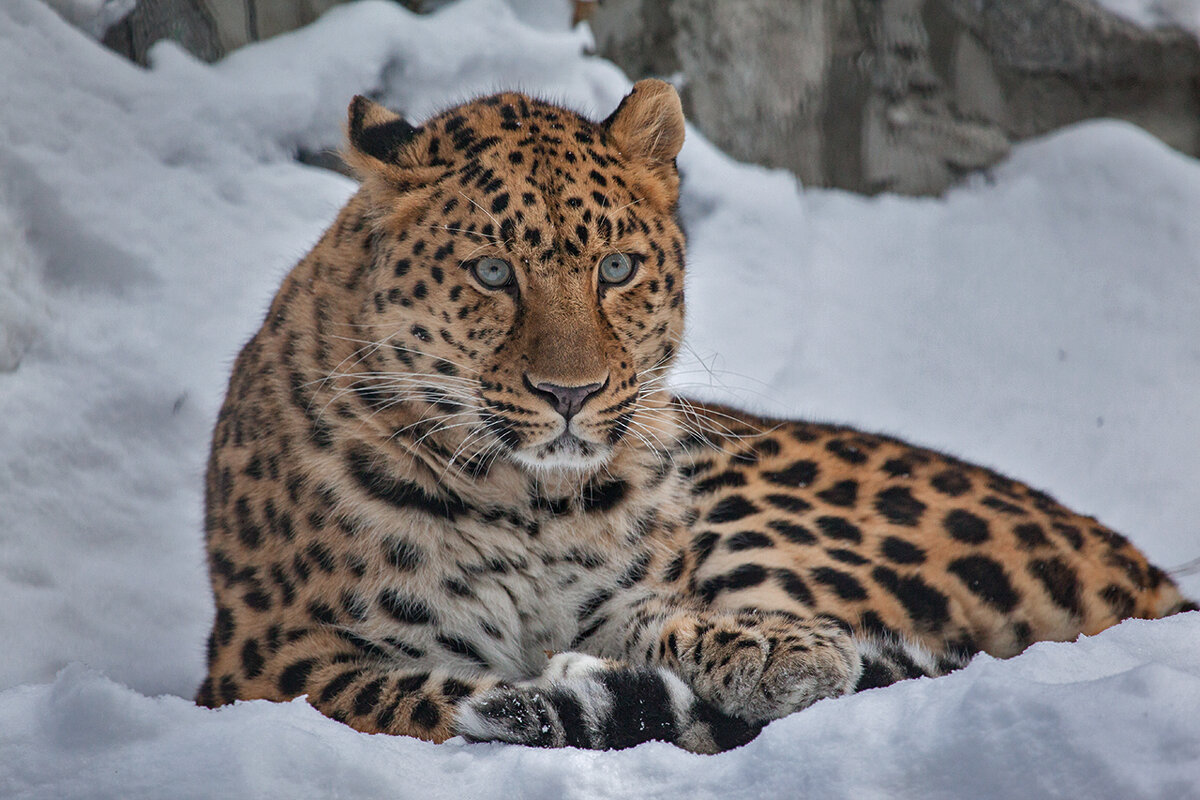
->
[566, 584, 863, 723]
[853, 632, 973, 691]
[570, 581, 965, 724]
[203, 629, 504, 743]
[656, 612, 971, 719]
[455, 652, 761, 753]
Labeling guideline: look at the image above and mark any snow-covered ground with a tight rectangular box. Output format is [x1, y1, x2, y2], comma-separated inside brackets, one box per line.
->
[1, 0, 1198, 797]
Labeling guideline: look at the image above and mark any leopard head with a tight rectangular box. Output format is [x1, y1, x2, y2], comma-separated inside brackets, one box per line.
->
[341, 81, 689, 474]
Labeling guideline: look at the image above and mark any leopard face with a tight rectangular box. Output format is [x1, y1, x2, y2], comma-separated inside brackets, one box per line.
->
[342, 83, 688, 473]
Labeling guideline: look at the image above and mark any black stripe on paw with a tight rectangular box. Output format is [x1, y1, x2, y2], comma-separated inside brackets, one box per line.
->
[691, 700, 763, 751]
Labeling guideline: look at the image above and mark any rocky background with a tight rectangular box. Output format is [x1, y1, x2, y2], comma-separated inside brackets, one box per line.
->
[589, 0, 1200, 194]
[61, 0, 1200, 194]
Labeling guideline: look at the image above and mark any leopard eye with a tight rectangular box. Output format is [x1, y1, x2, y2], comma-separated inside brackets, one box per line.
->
[598, 253, 637, 286]
[471, 257, 513, 289]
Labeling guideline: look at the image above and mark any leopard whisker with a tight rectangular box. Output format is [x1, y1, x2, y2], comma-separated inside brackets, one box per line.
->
[316, 378, 484, 423]
[321, 337, 483, 378]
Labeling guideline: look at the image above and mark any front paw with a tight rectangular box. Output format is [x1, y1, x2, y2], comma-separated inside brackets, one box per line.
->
[455, 685, 568, 748]
[454, 654, 677, 750]
[665, 613, 861, 722]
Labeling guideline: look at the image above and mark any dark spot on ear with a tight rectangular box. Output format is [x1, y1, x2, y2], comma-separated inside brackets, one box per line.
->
[350, 97, 419, 163]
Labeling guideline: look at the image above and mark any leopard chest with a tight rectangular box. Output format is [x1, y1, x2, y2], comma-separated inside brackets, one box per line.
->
[344, 500, 652, 682]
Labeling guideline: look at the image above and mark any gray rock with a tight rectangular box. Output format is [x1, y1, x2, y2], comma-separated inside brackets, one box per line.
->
[100, 0, 420, 65]
[589, 0, 1200, 195]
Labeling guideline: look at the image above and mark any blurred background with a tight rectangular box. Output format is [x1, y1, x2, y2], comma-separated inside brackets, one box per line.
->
[53, 0, 1200, 194]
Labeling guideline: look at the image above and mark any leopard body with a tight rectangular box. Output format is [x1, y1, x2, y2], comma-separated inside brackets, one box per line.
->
[198, 81, 1193, 752]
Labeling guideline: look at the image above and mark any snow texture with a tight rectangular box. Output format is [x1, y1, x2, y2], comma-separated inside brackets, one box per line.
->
[1, 0, 1198, 797]
[1096, 0, 1200, 34]
[0, 192, 49, 372]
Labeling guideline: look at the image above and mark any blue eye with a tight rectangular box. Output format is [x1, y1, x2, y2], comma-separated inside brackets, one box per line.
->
[598, 253, 636, 285]
[471, 257, 513, 289]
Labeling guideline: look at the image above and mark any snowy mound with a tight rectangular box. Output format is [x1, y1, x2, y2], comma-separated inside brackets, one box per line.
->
[0, 0, 1197, 797]
[4, 613, 1198, 800]
[0, 192, 48, 371]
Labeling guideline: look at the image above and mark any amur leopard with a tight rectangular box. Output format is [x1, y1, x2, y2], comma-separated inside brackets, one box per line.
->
[198, 80, 1194, 752]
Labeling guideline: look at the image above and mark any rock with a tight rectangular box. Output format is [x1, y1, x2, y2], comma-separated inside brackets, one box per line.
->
[589, 0, 1200, 195]
[100, 0, 422, 65]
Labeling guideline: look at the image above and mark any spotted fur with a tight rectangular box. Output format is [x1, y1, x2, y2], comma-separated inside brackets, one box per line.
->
[198, 81, 1195, 753]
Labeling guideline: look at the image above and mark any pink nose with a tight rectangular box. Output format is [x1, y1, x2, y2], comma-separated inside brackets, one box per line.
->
[526, 376, 606, 421]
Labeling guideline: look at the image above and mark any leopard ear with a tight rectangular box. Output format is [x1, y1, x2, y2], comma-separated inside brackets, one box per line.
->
[603, 79, 685, 166]
[346, 95, 419, 166]
[344, 96, 441, 229]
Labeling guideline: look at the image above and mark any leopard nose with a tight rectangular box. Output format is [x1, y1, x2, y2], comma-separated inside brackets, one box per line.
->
[525, 375, 607, 421]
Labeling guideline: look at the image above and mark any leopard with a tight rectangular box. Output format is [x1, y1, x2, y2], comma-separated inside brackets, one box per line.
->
[197, 79, 1195, 753]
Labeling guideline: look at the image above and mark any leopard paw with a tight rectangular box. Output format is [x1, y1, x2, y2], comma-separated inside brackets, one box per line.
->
[455, 653, 668, 749]
[665, 613, 861, 722]
[455, 684, 570, 748]
[454, 652, 761, 752]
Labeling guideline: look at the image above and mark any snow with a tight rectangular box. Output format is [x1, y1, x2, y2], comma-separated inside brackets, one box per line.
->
[1096, 0, 1200, 35]
[1, 0, 1198, 796]
[0, 189, 49, 371]
[4, 616, 1200, 799]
